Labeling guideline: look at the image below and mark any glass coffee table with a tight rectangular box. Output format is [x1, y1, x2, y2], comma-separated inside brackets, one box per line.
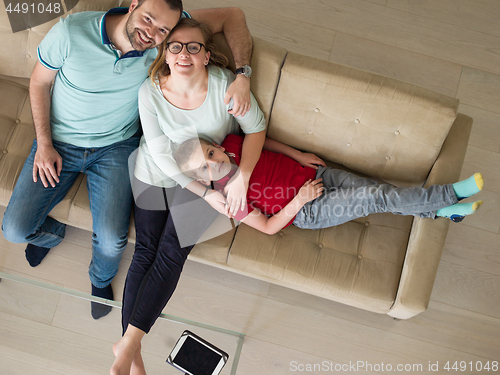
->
[0, 271, 244, 375]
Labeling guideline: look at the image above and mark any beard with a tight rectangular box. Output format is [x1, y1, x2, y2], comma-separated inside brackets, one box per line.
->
[125, 14, 156, 51]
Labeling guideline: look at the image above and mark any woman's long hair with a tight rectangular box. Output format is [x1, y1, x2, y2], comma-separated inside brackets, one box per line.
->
[149, 18, 228, 85]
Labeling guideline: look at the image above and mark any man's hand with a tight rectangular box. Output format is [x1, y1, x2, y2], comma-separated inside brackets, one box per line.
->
[296, 179, 324, 205]
[295, 152, 326, 170]
[33, 144, 62, 188]
[223, 171, 249, 216]
[224, 75, 251, 117]
[204, 189, 232, 218]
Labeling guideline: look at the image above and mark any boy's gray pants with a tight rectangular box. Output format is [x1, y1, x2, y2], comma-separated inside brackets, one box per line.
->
[293, 166, 458, 229]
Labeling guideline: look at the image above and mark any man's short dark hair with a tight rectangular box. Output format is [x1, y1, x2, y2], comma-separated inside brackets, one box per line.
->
[136, 0, 183, 14]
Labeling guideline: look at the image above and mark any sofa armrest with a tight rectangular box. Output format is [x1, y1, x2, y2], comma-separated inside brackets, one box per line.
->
[388, 113, 473, 319]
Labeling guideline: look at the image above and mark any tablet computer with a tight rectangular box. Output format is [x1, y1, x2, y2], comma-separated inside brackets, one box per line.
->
[167, 330, 229, 375]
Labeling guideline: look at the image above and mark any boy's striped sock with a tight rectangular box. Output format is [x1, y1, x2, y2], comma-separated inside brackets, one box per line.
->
[453, 173, 483, 200]
[436, 201, 483, 222]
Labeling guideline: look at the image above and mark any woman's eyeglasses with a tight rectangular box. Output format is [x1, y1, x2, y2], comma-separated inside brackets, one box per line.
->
[166, 42, 205, 55]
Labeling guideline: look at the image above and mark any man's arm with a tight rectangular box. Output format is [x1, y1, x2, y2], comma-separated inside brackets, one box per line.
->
[242, 178, 324, 235]
[29, 61, 62, 188]
[189, 7, 252, 117]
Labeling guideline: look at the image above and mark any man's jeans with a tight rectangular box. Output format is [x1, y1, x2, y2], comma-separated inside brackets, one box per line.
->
[293, 166, 458, 229]
[2, 135, 140, 287]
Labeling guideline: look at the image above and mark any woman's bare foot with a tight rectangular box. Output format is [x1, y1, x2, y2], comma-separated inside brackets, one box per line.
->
[110, 325, 146, 375]
[130, 345, 147, 375]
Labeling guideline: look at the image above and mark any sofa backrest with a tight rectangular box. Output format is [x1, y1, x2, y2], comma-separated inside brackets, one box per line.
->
[0, 0, 120, 78]
[267, 52, 460, 187]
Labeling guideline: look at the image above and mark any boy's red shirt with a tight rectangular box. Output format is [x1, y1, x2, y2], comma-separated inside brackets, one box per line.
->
[214, 134, 316, 226]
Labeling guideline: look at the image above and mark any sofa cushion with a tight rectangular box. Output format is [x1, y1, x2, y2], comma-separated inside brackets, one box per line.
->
[267, 52, 460, 187]
[0, 75, 85, 221]
[228, 212, 413, 312]
[1, 1, 121, 79]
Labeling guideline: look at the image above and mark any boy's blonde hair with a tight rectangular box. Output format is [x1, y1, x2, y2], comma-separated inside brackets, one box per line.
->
[173, 137, 213, 178]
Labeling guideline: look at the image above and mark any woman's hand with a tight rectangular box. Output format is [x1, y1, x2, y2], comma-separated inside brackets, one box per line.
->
[296, 179, 324, 205]
[223, 171, 249, 216]
[295, 152, 326, 170]
[204, 190, 232, 218]
[224, 75, 251, 117]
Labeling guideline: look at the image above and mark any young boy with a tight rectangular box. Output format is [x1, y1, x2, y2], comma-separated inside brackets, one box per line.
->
[173, 134, 483, 235]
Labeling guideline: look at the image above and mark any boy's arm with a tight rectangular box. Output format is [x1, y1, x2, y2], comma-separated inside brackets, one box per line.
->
[189, 8, 252, 117]
[241, 179, 324, 235]
[264, 137, 326, 169]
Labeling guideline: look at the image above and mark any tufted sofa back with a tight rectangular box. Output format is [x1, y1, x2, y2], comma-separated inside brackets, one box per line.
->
[267, 52, 460, 187]
[0, 0, 120, 78]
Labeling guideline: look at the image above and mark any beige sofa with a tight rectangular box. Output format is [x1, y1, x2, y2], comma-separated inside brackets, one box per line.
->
[0, 1, 472, 319]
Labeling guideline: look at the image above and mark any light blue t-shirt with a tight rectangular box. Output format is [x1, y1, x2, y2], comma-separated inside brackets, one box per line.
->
[134, 66, 266, 188]
[37, 8, 190, 148]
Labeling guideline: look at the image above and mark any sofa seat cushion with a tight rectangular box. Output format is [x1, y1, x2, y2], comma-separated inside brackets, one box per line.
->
[228, 212, 413, 312]
[267, 52, 460, 187]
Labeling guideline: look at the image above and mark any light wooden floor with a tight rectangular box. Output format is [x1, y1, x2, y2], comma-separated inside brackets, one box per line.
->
[1, 0, 500, 374]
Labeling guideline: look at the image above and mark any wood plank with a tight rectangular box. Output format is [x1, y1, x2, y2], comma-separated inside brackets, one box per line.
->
[460, 146, 500, 195]
[0, 311, 115, 374]
[386, 0, 500, 38]
[268, 284, 500, 360]
[0, 277, 59, 325]
[432, 260, 500, 319]
[0, 237, 94, 292]
[164, 273, 493, 366]
[184, 0, 336, 61]
[183, 259, 271, 297]
[0, 357, 63, 375]
[238, 336, 380, 374]
[222, 0, 500, 75]
[459, 104, 500, 153]
[241, 7, 336, 62]
[448, 189, 500, 234]
[442, 224, 500, 276]
[457, 67, 500, 115]
[329, 32, 462, 97]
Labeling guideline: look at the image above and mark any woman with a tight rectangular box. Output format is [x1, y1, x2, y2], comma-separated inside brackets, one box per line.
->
[111, 18, 266, 375]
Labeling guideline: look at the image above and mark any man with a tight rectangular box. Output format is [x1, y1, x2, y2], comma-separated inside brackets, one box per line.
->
[1, 0, 253, 319]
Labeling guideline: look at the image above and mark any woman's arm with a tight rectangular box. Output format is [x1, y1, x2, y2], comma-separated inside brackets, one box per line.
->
[242, 179, 324, 235]
[264, 137, 326, 169]
[224, 130, 265, 216]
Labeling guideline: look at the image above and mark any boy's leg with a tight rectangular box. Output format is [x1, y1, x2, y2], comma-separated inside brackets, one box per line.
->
[316, 166, 379, 191]
[2, 140, 81, 259]
[294, 167, 458, 229]
[84, 135, 139, 318]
